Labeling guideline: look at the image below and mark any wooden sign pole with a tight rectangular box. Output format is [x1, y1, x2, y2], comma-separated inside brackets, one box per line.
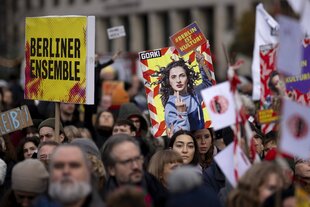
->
[55, 102, 60, 141]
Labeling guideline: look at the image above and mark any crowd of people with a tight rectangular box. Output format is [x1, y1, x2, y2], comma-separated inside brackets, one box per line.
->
[0, 51, 309, 207]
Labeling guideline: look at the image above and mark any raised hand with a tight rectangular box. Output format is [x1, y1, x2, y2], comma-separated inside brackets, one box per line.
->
[195, 49, 212, 81]
[175, 91, 187, 112]
[112, 50, 122, 61]
[195, 50, 204, 64]
[166, 124, 174, 138]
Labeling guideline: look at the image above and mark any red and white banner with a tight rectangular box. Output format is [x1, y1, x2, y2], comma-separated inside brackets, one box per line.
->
[252, 3, 279, 100]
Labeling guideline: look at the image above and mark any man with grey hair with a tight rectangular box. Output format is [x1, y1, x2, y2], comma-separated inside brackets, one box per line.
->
[33, 145, 105, 207]
[101, 134, 166, 207]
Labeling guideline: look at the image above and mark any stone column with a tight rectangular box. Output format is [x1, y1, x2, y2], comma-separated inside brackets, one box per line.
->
[191, 8, 209, 38]
[148, 12, 165, 49]
[95, 17, 108, 54]
[110, 16, 126, 52]
[169, 10, 185, 34]
[214, 4, 226, 81]
[129, 14, 144, 52]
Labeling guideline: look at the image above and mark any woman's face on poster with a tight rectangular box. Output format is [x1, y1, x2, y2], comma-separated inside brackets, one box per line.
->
[169, 66, 188, 93]
[271, 74, 285, 94]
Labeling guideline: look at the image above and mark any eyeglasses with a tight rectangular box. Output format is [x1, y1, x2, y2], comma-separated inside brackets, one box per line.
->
[115, 155, 144, 167]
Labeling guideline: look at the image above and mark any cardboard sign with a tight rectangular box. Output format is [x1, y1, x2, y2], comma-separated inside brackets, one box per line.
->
[201, 81, 236, 130]
[280, 99, 310, 160]
[0, 105, 33, 136]
[170, 22, 207, 56]
[107, 26, 126, 39]
[214, 142, 251, 187]
[277, 15, 303, 76]
[139, 42, 215, 137]
[257, 109, 279, 124]
[24, 16, 95, 104]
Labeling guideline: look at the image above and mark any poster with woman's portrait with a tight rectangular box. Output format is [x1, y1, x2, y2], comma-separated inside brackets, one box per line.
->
[139, 42, 216, 137]
[258, 44, 280, 129]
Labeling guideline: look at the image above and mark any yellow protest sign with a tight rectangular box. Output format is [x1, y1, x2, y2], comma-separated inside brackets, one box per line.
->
[24, 16, 95, 104]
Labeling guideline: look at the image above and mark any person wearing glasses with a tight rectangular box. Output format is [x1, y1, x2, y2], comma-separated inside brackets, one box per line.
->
[101, 134, 167, 207]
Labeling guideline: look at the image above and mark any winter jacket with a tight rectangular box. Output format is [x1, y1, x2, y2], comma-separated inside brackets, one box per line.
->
[32, 190, 105, 207]
[102, 172, 167, 207]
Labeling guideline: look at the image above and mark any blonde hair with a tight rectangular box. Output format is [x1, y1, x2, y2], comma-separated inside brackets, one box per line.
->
[64, 125, 81, 142]
[87, 154, 106, 189]
[148, 149, 183, 184]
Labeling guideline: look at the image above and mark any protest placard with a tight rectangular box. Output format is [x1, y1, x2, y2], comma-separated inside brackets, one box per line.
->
[0, 105, 33, 136]
[257, 44, 279, 129]
[24, 16, 95, 104]
[279, 98, 310, 160]
[201, 81, 236, 130]
[277, 15, 303, 76]
[284, 38, 310, 106]
[170, 22, 207, 56]
[107, 25, 126, 39]
[252, 3, 279, 101]
[214, 142, 251, 187]
[139, 42, 215, 137]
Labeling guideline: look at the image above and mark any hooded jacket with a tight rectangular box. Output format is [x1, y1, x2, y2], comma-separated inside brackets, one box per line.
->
[117, 103, 149, 137]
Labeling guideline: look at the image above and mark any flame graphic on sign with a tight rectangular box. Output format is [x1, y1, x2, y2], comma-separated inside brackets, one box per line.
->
[68, 80, 86, 103]
[24, 41, 43, 99]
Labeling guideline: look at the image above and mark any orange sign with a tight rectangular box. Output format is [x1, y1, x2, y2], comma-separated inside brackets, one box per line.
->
[102, 81, 129, 107]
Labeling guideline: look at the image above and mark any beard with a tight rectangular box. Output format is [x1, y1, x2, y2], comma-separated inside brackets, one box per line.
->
[49, 176, 91, 205]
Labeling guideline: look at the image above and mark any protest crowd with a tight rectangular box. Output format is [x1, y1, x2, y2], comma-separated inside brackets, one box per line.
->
[0, 1, 310, 207]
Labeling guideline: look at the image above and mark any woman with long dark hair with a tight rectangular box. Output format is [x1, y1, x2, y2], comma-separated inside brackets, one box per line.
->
[193, 127, 219, 171]
[153, 51, 213, 134]
[168, 130, 199, 166]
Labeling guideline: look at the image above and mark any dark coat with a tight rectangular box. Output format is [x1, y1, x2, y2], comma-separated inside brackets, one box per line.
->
[117, 102, 149, 137]
[202, 160, 226, 194]
[102, 172, 167, 207]
[32, 190, 105, 207]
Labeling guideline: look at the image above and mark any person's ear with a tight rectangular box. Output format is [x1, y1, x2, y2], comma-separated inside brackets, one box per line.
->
[59, 134, 65, 143]
[108, 166, 116, 176]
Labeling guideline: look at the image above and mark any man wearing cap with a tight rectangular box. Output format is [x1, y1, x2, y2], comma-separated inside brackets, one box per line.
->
[0, 159, 49, 207]
[38, 118, 67, 143]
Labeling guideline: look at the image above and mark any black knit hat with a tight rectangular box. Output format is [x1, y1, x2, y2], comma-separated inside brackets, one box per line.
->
[38, 118, 64, 133]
